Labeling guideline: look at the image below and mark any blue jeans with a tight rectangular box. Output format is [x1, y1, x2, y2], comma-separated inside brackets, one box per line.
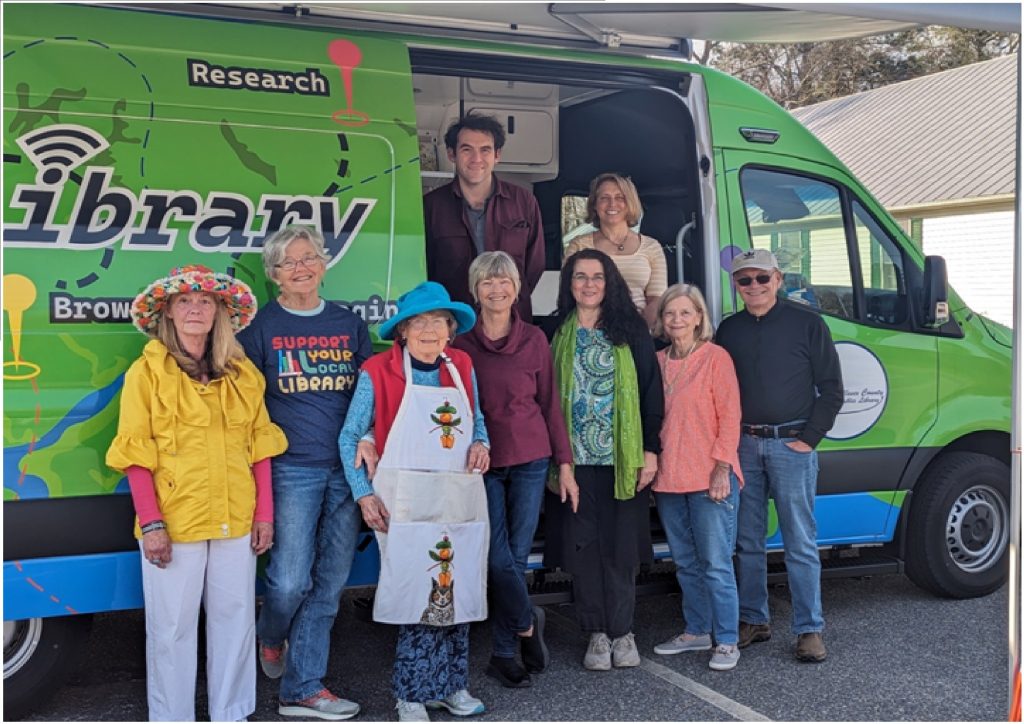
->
[655, 477, 740, 645]
[257, 462, 361, 701]
[483, 457, 548, 658]
[736, 435, 824, 635]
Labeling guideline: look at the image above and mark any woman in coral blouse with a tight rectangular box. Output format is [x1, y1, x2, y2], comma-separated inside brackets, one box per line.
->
[650, 283, 744, 672]
[106, 265, 287, 721]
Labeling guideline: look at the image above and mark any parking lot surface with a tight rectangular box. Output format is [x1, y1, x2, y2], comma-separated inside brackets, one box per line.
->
[24, 573, 1008, 721]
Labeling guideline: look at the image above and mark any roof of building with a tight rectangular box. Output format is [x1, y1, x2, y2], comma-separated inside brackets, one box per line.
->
[792, 54, 1018, 209]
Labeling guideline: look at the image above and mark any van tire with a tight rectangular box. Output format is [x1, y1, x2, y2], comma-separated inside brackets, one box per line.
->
[905, 452, 1010, 598]
[3, 615, 92, 720]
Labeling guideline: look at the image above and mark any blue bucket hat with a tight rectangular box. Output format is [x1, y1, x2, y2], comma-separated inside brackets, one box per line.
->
[378, 281, 476, 341]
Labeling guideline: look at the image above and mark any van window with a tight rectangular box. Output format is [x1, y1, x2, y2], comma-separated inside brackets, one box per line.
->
[740, 168, 855, 319]
[853, 200, 909, 325]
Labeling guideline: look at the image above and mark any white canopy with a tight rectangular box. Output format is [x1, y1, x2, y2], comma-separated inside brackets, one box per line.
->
[264, 2, 1021, 51]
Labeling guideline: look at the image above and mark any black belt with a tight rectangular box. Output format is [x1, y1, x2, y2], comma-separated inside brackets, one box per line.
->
[742, 423, 804, 439]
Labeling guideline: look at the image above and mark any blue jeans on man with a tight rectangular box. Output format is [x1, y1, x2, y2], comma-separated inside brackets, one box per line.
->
[655, 476, 741, 645]
[735, 435, 824, 634]
[483, 457, 548, 658]
[257, 462, 361, 701]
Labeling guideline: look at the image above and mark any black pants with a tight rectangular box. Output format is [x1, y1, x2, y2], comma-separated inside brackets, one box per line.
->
[568, 465, 645, 639]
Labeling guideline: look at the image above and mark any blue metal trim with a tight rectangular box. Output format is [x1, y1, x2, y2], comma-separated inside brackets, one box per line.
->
[4, 551, 143, 620]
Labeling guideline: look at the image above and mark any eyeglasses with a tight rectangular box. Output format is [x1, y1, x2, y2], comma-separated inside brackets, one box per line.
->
[572, 273, 606, 285]
[407, 316, 450, 332]
[734, 273, 773, 287]
[275, 254, 322, 271]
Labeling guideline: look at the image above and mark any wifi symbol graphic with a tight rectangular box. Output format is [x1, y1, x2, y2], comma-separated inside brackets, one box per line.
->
[16, 124, 110, 186]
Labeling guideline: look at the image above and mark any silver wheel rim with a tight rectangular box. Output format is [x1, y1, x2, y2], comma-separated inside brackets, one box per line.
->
[946, 484, 1008, 573]
[4, 619, 43, 679]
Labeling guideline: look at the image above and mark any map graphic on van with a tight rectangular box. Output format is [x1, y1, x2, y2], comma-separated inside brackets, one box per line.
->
[4, 5, 425, 504]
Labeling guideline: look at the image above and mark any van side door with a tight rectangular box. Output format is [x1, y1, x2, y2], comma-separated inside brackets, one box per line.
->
[721, 151, 939, 546]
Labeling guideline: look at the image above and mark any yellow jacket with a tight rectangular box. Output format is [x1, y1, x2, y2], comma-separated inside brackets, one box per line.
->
[106, 339, 288, 542]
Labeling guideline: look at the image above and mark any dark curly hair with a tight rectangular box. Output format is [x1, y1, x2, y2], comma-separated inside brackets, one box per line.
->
[443, 113, 506, 152]
[554, 248, 647, 347]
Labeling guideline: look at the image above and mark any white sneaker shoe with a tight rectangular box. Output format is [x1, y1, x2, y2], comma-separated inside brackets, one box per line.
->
[709, 644, 741, 671]
[583, 632, 612, 671]
[654, 632, 713, 655]
[396, 700, 430, 722]
[611, 632, 641, 667]
[426, 689, 485, 717]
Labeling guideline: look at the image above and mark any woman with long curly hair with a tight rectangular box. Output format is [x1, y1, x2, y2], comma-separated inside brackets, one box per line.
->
[548, 248, 664, 671]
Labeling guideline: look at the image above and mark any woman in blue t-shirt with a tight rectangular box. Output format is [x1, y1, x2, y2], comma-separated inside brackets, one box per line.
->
[237, 225, 373, 721]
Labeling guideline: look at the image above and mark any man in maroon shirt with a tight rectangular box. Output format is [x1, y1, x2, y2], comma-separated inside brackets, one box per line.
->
[423, 113, 546, 321]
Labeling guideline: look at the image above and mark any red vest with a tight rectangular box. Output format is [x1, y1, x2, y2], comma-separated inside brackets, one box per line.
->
[361, 343, 476, 454]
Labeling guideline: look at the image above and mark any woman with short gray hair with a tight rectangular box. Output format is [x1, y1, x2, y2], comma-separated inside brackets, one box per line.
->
[238, 225, 374, 719]
[260, 226, 331, 279]
[452, 251, 576, 689]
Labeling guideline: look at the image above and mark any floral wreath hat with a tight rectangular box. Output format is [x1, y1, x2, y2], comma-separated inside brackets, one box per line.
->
[131, 264, 257, 337]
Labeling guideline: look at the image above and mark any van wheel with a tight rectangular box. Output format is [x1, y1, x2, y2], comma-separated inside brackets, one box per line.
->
[905, 452, 1010, 598]
[3, 615, 92, 720]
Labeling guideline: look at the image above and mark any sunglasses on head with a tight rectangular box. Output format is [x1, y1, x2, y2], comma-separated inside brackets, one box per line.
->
[735, 273, 773, 287]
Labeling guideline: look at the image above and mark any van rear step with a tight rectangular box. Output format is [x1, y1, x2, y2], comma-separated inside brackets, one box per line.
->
[525, 552, 904, 606]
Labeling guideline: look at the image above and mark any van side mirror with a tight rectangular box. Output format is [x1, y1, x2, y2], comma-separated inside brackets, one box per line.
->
[922, 255, 949, 327]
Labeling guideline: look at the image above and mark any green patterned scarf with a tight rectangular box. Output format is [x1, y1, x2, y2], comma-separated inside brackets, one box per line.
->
[551, 311, 644, 501]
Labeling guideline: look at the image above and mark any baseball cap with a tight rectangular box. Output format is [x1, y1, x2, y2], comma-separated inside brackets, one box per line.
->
[731, 248, 779, 274]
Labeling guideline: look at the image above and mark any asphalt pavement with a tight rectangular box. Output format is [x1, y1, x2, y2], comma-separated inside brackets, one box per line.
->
[24, 573, 1009, 722]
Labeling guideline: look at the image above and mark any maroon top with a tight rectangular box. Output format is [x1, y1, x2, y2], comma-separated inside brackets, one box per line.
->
[423, 176, 545, 321]
[452, 311, 572, 468]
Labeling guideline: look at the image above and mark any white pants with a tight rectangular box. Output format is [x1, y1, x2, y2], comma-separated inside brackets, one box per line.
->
[140, 534, 256, 722]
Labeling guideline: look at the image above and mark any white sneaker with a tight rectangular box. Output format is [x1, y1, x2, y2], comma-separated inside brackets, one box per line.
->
[654, 632, 713, 655]
[611, 632, 641, 667]
[583, 632, 612, 671]
[396, 700, 430, 722]
[426, 689, 485, 717]
[709, 644, 741, 671]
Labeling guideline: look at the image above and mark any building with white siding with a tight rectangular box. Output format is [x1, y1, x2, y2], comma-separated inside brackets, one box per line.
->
[793, 55, 1017, 327]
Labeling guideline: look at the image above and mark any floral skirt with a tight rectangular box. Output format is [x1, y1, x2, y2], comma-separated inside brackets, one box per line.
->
[393, 623, 470, 702]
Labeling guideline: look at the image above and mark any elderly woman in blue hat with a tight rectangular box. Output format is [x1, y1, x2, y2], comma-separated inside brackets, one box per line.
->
[339, 281, 491, 722]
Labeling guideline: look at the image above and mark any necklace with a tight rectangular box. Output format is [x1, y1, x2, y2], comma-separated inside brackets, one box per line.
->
[661, 340, 698, 395]
[600, 229, 631, 253]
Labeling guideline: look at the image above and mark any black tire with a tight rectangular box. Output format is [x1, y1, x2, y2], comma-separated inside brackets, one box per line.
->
[905, 452, 1010, 598]
[3, 615, 92, 720]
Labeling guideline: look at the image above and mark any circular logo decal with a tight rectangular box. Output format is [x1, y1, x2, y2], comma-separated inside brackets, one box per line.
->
[827, 342, 888, 440]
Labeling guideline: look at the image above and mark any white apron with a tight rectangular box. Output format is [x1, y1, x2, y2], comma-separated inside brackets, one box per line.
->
[371, 348, 489, 626]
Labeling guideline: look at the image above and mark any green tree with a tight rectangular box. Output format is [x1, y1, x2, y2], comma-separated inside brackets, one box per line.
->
[709, 28, 1018, 108]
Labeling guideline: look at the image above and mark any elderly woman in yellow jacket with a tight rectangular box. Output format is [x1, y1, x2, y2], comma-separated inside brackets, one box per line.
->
[106, 264, 288, 722]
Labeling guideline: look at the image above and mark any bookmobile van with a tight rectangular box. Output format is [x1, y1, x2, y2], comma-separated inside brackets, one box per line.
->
[3, 3, 1012, 716]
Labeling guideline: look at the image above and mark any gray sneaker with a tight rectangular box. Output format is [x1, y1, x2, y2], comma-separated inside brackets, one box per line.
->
[583, 632, 612, 671]
[279, 689, 360, 720]
[396, 701, 430, 722]
[709, 644, 741, 671]
[653, 632, 713, 655]
[426, 689, 485, 716]
[611, 632, 641, 667]
[259, 641, 286, 679]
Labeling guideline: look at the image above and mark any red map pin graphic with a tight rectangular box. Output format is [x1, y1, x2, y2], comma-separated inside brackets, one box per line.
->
[328, 39, 369, 126]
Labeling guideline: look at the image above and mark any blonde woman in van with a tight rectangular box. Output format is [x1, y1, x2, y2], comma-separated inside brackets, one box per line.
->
[563, 173, 668, 329]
